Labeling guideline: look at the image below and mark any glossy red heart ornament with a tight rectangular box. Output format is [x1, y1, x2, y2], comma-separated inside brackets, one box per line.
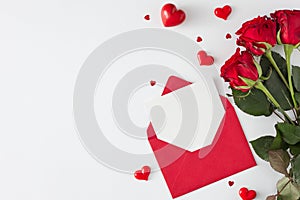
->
[144, 14, 150, 21]
[214, 5, 232, 20]
[239, 187, 256, 200]
[161, 3, 186, 27]
[134, 166, 151, 181]
[150, 80, 156, 86]
[197, 50, 214, 66]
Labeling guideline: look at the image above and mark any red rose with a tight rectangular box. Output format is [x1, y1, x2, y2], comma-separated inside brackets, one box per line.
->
[236, 16, 277, 55]
[271, 10, 300, 45]
[220, 48, 259, 92]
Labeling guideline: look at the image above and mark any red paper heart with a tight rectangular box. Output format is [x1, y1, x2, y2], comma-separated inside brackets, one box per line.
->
[228, 181, 234, 186]
[197, 50, 214, 66]
[150, 80, 156, 86]
[214, 5, 232, 20]
[239, 187, 256, 200]
[134, 166, 151, 181]
[161, 3, 186, 27]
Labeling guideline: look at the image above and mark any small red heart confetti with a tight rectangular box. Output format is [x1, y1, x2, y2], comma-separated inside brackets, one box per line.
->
[144, 14, 150, 21]
[150, 80, 156, 86]
[228, 180, 234, 186]
[226, 33, 232, 39]
[214, 5, 232, 20]
[196, 36, 203, 42]
[161, 3, 186, 27]
[134, 166, 151, 181]
[197, 50, 214, 66]
[239, 187, 256, 200]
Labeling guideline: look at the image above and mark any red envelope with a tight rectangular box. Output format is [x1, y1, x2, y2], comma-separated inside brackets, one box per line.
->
[147, 76, 256, 198]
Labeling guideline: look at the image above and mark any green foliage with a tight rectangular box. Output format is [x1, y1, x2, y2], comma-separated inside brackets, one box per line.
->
[292, 66, 300, 92]
[223, 34, 300, 199]
[232, 88, 273, 116]
[271, 130, 289, 150]
[277, 196, 283, 200]
[276, 177, 300, 200]
[292, 155, 300, 184]
[250, 136, 274, 161]
[268, 149, 290, 176]
[276, 123, 300, 145]
[261, 51, 288, 78]
[294, 92, 300, 105]
[260, 52, 293, 111]
[290, 143, 300, 156]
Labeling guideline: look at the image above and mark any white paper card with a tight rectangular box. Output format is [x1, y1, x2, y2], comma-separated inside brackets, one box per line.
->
[146, 81, 225, 152]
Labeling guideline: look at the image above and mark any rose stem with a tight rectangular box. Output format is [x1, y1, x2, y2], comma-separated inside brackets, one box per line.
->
[255, 81, 295, 125]
[274, 110, 285, 121]
[277, 178, 292, 196]
[284, 44, 298, 109]
[265, 50, 289, 88]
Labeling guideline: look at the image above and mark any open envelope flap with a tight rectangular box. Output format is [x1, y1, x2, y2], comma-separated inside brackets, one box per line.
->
[147, 76, 256, 198]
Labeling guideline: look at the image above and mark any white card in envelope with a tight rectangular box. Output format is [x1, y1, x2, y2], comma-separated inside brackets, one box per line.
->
[146, 81, 225, 152]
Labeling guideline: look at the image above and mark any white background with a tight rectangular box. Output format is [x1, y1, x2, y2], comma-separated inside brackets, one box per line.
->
[1, 0, 300, 199]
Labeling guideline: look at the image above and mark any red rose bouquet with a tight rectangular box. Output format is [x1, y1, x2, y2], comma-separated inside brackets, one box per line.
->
[221, 10, 300, 200]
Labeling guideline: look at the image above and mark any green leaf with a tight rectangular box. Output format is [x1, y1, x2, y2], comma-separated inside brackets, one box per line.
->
[271, 130, 289, 150]
[292, 66, 300, 92]
[250, 136, 274, 161]
[232, 88, 273, 116]
[269, 149, 290, 175]
[276, 123, 300, 145]
[277, 177, 300, 200]
[261, 51, 288, 78]
[264, 69, 293, 110]
[277, 195, 283, 200]
[290, 143, 300, 156]
[260, 52, 293, 110]
[292, 155, 300, 184]
[295, 92, 300, 105]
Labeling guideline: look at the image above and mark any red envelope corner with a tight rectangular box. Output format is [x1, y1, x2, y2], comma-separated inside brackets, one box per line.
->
[147, 76, 256, 198]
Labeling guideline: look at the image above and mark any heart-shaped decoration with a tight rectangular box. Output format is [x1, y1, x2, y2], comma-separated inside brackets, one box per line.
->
[228, 180, 234, 186]
[214, 5, 232, 20]
[134, 166, 151, 181]
[161, 3, 186, 27]
[197, 50, 214, 66]
[150, 80, 156, 86]
[196, 36, 203, 42]
[144, 14, 150, 21]
[226, 33, 232, 39]
[239, 187, 256, 200]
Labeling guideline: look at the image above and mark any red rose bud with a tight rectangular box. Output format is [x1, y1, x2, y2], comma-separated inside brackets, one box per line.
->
[236, 16, 277, 55]
[220, 48, 259, 92]
[271, 10, 300, 46]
